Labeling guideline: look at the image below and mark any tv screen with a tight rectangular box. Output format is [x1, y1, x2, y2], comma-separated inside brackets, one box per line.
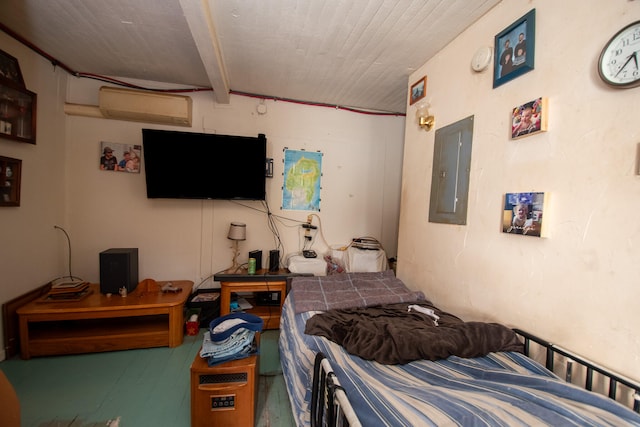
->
[142, 129, 266, 200]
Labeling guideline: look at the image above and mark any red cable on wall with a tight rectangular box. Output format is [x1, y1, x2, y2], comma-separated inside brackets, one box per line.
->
[0, 22, 405, 117]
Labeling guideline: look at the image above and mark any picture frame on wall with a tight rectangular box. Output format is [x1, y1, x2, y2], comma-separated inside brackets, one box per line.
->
[493, 9, 535, 88]
[0, 83, 37, 144]
[511, 97, 547, 139]
[99, 141, 141, 173]
[0, 155, 22, 206]
[502, 192, 546, 237]
[409, 76, 427, 105]
[0, 49, 25, 88]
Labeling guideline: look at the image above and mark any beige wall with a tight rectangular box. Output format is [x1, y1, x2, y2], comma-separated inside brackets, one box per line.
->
[63, 79, 404, 285]
[0, 33, 69, 348]
[0, 35, 405, 360]
[398, 0, 640, 381]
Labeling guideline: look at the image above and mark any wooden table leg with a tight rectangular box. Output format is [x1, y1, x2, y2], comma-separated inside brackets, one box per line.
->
[18, 316, 30, 360]
[168, 305, 184, 347]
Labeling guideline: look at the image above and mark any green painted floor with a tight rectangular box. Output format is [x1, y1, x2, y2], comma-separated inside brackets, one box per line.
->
[0, 329, 295, 427]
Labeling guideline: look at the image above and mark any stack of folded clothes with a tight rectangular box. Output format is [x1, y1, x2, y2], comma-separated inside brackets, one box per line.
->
[200, 312, 263, 366]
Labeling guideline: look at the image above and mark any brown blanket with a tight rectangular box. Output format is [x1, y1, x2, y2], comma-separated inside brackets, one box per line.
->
[304, 301, 523, 364]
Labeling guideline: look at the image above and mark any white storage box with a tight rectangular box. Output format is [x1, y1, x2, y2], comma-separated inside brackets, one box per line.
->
[344, 247, 388, 272]
[287, 254, 327, 276]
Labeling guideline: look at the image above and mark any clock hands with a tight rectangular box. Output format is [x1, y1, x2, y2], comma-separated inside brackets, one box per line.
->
[599, 22, 640, 87]
[615, 50, 639, 77]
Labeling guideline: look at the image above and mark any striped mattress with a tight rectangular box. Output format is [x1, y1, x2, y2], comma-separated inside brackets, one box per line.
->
[279, 293, 640, 426]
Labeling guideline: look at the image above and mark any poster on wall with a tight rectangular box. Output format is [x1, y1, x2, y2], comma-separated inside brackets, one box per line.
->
[502, 192, 546, 237]
[282, 149, 322, 211]
[99, 141, 141, 173]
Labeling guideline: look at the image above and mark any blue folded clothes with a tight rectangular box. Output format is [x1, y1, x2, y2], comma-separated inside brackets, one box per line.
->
[198, 312, 264, 366]
[209, 312, 264, 342]
[200, 328, 255, 359]
[207, 335, 259, 367]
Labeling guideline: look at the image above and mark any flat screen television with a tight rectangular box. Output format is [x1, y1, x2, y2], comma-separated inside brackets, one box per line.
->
[142, 129, 267, 200]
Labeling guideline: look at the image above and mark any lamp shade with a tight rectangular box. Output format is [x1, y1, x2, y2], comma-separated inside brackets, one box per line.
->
[227, 222, 246, 241]
[415, 102, 430, 121]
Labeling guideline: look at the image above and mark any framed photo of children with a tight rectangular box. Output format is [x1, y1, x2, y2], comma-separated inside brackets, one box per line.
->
[502, 192, 546, 237]
[409, 76, 427, 105]
[99, 141, 141, 173]
[511, 97, 547, 139]
[493, 9, 535, 88]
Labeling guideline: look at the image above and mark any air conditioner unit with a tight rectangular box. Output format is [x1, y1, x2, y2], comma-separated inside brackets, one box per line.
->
[99, 86, 192, 126]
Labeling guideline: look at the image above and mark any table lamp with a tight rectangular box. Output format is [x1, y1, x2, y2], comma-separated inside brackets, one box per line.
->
[227, 222, 246, 272]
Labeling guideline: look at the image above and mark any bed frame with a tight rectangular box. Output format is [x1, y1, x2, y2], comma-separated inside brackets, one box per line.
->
[311, 352, 361, 427]
[513, 329, 640, 413]
[310, 330, 640, 427]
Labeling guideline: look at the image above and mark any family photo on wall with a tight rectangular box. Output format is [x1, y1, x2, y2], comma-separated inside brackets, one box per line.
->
[493, 9, 536, 88]
[99, 141, 141, 173]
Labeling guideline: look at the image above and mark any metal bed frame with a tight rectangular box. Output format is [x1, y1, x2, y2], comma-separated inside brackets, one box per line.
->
[311, 352, 362, 427]
[310, 330, 640, 427]
[514, 329, 640, 413]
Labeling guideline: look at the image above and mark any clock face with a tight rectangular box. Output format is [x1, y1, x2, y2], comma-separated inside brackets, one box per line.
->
[598, 21, 640, 88]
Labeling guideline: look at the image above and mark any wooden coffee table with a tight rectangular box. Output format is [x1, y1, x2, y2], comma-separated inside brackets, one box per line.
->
[17, 280, 192, 359]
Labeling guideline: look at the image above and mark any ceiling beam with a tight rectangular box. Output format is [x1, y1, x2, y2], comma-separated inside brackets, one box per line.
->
[179, 0, 230, 104]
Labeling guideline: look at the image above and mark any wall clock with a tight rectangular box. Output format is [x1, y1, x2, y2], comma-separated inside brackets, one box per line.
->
[598, 20, 640, 88]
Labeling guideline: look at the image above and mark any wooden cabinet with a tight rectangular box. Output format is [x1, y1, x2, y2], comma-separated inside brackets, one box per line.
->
[16, 281, 192, 359]
[215, 269, 290, 330]
[0, 82, 36, 144]
[0, 49, 36, 145]
[0, 156, 21, 206]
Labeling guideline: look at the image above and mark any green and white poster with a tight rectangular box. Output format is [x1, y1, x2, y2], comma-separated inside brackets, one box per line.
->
[282, 149, 322, 211]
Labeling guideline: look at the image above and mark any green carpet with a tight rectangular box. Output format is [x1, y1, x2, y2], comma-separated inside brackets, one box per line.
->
[259, 330, 283, 375]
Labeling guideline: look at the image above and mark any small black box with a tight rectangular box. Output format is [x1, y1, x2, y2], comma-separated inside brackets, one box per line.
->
[269, 249, 279, 272]
[249, 250, 262, 270]
[99, 248, 139, 294]
[187, 289, 221, 328]
[255, 291, 281, 306]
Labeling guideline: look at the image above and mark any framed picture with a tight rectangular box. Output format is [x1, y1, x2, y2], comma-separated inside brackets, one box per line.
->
[493, 9, 535, 88]
[0, 82, 37, 144]
[410, 76, 427, 105]
[502, 192, 546, 237]
[0, 156, 22, 206]
[0, 49, 25, 88]
[511, 97, 547, 139]
[99, 141, 141, 173]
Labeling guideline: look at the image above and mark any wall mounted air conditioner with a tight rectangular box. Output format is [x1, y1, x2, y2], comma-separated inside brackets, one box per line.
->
[99, 86, 193, 127]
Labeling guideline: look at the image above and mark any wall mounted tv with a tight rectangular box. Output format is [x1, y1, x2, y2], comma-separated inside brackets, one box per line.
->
[142, 129, 267, 200]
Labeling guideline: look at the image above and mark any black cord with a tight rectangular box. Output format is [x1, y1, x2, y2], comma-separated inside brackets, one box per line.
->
[230, 198, 309, 271]
[262, 199, 285, 269]
[54, 225, 74, 279]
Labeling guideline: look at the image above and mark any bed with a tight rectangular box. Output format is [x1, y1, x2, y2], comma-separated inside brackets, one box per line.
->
[279, 270, 640, 426]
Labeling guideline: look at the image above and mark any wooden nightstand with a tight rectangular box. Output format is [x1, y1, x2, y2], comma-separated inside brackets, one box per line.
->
[214, 269, 292, 330]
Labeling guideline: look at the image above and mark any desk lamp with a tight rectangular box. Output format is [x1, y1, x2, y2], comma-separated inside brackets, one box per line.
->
[227, 222, 246, 272]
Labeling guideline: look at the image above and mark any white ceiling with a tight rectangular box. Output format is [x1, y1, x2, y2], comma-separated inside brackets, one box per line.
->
[0, 0, 501, 114]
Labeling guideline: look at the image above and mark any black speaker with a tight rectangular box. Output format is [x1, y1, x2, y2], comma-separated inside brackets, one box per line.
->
[249, 250, 262, 270]
[99, 248, 139, 294]
[269, 249, 280, 272]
